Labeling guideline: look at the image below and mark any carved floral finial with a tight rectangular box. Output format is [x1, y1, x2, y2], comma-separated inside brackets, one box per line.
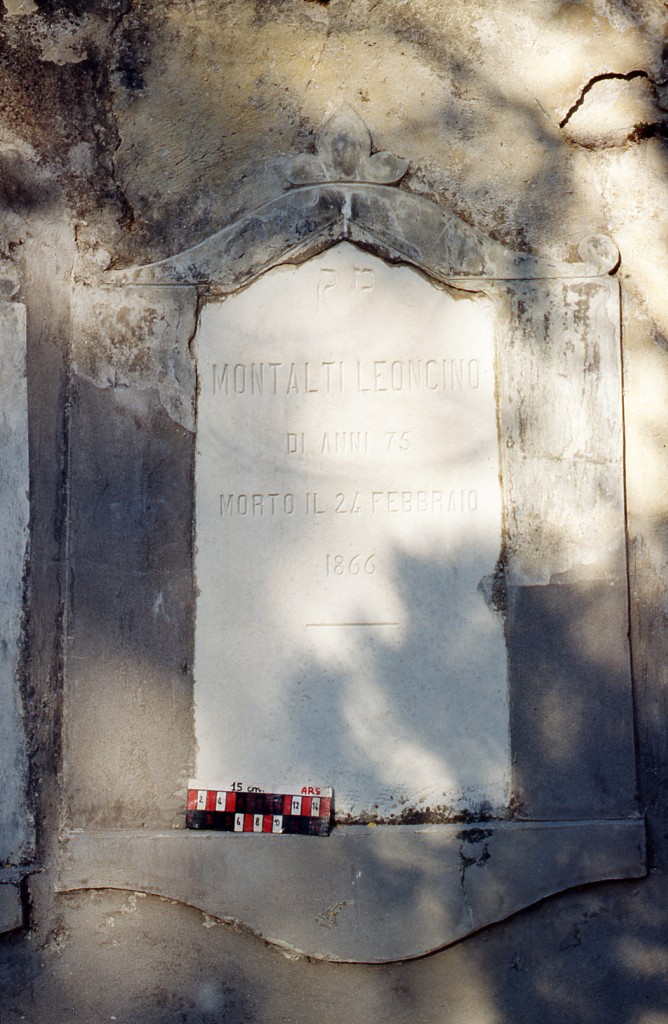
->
[285, 105, 409, 186]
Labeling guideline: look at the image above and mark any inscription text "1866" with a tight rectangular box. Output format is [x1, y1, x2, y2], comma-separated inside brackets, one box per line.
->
[326, 554, 376, 576]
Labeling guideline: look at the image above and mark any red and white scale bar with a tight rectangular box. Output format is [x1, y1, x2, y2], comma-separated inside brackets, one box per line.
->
[186, 779, 333, 833]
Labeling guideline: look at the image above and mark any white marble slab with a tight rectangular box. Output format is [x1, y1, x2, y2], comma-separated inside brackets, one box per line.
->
[194, 243, 509, 819]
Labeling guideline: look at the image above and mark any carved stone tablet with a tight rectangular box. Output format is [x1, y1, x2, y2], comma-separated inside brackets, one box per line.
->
[194, 243, 509, 820]
[61, 111, 643, 961]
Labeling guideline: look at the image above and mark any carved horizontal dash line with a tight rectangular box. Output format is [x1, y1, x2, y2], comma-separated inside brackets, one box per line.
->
[306, 622, 399, 628]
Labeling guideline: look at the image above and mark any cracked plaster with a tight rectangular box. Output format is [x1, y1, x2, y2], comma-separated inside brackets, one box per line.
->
[561, 72, 661, 146]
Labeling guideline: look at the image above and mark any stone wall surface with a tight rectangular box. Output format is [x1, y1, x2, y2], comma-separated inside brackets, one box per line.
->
[0, 0, 666, 1020]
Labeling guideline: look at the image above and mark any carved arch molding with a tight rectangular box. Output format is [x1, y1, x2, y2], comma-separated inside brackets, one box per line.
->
[59, 108, 644, 963]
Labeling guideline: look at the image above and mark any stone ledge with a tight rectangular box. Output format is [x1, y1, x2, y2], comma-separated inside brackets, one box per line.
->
[58, 819, 646, 963]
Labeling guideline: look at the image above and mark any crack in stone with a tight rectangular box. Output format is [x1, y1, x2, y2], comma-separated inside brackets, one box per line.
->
[627, 120, 668, 143]
[305, 9, 331, 92]
[101, 2, 139, 234]
[559, 69, 650, 128]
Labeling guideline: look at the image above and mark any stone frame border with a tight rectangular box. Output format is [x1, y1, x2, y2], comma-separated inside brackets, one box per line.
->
[0, 291, 32, 935]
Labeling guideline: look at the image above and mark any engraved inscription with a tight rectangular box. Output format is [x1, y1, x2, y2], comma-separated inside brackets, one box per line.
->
[321, 431, 369, 455]
[218, 489, 479, 516]
[318, 265, 376, 299]
[212, 358, 480, 395]
[353, 267, 375, 293]
[220, 492, 296, 516]
[325, 554, 376, 576]
[287, 430, 416, 457]
[318, 268, 338, 300]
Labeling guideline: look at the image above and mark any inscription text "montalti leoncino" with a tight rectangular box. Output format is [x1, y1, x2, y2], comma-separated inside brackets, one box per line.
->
[212, 358, 481, 396]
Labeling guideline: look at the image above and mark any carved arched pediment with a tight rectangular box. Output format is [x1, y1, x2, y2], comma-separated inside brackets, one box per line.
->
[109, 107, 619, 290]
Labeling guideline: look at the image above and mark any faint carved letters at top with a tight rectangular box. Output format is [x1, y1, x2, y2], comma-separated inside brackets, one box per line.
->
[317, 265, 376, 301]
[285, 106, 409, 186]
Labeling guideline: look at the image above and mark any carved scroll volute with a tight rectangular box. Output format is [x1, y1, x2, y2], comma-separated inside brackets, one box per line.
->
[0, 245, 19, 300]
[285, 105, 409, 186]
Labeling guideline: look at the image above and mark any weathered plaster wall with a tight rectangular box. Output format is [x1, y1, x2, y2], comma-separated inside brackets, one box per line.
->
[0, 0, 667, 1020]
